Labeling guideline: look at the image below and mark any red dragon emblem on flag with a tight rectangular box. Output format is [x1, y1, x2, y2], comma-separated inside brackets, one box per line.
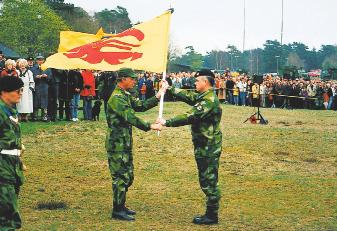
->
[64, 28, 145, 65]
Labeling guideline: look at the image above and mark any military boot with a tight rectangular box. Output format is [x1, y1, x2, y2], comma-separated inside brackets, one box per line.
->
[111, 206, 135, 221]
[123, 205, 136, 215]
[193, 206, 218, 225]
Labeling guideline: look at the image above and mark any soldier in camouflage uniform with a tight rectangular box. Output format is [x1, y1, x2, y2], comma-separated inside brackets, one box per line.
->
[0, 76, 25, 230]
[106, 68, 164, 221]
[158, 69, 222, 225]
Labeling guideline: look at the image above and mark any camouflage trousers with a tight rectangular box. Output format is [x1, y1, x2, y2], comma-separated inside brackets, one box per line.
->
[107, 152, 134, 209]
[0, 184, 21, 230]
[194, 148, 221, 213]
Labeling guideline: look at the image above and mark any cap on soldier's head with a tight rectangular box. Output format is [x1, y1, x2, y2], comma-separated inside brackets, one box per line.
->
[0, 76, 24, 92]
[36, 54, 44, 60]
[27, 56, 34, 61]
[117, 68, 137, 79]
[195, 69, 215, 78]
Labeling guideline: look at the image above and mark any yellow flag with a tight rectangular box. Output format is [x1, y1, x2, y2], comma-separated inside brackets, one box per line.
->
[57, 28, 113, 53]
[42, 10, 172, 73]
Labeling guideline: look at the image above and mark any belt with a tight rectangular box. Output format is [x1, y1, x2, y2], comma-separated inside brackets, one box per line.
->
[0, 149, 21, 156]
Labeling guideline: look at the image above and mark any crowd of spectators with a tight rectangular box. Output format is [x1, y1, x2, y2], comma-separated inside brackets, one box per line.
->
[163, 72, 337, 110]
[0, 51, 336, 124]
[0, 53, 97, 122]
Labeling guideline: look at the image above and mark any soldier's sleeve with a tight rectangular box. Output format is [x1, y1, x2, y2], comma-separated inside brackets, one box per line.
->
[109, 95, 152, 131]
[0, 112, 10, 150]
[168, 87, 199, 106]
[166, 100, 213, 127]
[130, 95, 159, 112]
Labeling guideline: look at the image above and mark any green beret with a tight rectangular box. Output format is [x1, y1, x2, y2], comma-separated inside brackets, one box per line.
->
[117, 68, 137, 79]
[0, 76, 24, 92]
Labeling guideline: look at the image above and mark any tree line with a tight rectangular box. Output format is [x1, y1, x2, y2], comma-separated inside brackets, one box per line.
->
[0, 0, 336, 74]
[172, 41, 337, 73]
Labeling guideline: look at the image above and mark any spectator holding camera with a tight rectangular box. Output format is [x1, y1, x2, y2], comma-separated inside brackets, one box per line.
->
[80, 69, 96, 120]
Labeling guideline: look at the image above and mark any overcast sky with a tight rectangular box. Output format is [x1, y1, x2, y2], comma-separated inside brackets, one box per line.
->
[67, 0, 337, 54]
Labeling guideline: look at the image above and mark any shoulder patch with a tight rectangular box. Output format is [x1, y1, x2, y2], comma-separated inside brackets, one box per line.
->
[194, 103, 204, 111]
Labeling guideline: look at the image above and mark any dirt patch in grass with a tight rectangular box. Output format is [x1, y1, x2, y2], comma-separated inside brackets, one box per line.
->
[36, 201, 68, 210]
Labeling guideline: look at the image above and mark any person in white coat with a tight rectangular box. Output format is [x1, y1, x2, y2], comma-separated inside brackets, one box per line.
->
[16, 59, 34, 122]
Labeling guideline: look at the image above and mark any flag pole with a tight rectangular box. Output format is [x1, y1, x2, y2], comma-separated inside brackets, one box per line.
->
[157, 8, 173, 136]
[158, 71, 166, 136]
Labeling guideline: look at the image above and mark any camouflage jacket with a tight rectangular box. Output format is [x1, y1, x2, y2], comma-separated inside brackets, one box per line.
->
[166, 88, 222, 155]
[0, 99, 24, 185]
[106, 86, 159, 153]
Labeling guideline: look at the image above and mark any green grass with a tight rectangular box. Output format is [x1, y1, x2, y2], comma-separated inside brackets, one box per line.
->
[19, 103, 337, 230]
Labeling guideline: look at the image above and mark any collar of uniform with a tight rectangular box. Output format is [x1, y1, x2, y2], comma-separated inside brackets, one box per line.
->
[116, 85, 131, 95]
[197, 88, 213, 100]
[0, 99, 17, 115]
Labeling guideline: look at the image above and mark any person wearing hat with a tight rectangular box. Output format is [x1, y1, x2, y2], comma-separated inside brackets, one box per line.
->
[0, 76, 26, 230]
[26, 56, 34, 71]
[157, 69, 222, 225]
[30, 55, 51, 121]
[106, 68, 164, 221]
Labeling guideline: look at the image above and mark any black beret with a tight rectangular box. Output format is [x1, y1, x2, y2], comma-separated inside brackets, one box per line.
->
[195, 69, 215, 78]
[0, 76, 24, 92]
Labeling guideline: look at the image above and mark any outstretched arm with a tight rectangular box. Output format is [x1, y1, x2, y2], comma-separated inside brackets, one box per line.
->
[131, 85, 167, 112]
[109, 95, 162, 131]
[109, 95, 152, 131]
[158, 100, 213, 127]
[130, 96, 159, 112]
[168, 86, 199, 106]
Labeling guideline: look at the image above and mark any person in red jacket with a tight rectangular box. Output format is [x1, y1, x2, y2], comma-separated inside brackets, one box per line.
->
[80, 69, 96, 120]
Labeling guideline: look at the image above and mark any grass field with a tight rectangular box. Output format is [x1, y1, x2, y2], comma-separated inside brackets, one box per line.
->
[19, 103, 337, 231]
